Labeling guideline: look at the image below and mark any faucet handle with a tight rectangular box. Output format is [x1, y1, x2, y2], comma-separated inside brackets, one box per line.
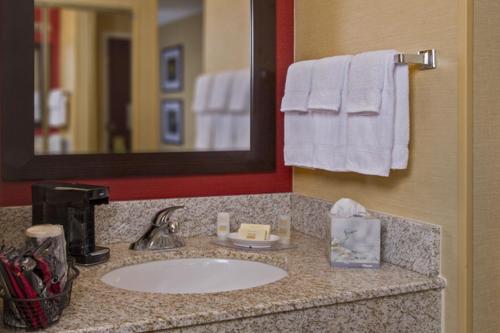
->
[152, 206, 185, 228]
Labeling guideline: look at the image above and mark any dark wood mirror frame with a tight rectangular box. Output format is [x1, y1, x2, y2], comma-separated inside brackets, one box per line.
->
[0, 0, 276, 181]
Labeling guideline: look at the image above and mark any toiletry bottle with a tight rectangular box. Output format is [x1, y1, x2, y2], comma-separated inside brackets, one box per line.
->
[277, 215, 291, 245]
[217, 212, 231, 240]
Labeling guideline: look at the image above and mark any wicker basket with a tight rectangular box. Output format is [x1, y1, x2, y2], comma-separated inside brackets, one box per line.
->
[0, 262, 79, 330]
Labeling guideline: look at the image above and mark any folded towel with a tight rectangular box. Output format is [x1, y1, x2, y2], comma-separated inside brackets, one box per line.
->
[344, 50, 397, 114]
[208, 72, 233, 112]
[308, 55, 351, 112]
[345, 50, 398, 176]
[194, 113, 214, 150]
[228, 69, 251, 113]
[312, 56, 352, 171]
[391, 63, 409, 169]
[192, 74, 213, 114]
[281, 60, 315, 112]
[48, 89, 68, 127]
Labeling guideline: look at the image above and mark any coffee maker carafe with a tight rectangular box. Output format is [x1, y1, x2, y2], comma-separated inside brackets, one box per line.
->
[32, 182, 110, 266]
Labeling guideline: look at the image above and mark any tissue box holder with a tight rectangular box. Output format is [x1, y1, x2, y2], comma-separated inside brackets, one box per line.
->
[330, 215, 381, 269]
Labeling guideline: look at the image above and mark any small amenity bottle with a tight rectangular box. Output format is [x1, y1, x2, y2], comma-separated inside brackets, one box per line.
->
[277, 215, 291, 245]
[217, 212, 231, 240]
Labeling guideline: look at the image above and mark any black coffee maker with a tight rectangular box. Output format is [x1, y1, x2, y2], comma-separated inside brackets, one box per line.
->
[32, 182, 110, 266]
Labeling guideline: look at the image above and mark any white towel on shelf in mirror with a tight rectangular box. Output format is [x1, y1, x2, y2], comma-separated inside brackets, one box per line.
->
[213, 113, 234, 150]
[228, 69, 251, 113]
[194, 113, 214, 150]
[48, 89, 68, 127]
[208, 72, 233, 112]
[193, 74, 215, 150]
[192, 74, 213, 114]
[232, 113, 251, 150]
[34, 91, 41, 123]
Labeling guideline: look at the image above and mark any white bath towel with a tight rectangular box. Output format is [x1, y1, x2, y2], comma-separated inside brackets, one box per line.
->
[208, 72, 233, 112]
[344, 50, 396, 114]
[312, 56, 352, 171]
[308, 55, 351, 112]
[284, 110, 314, 168]
[48, 89, 68, 127]
[192, 74, 213, 113]
[282, 60, 315, 167]
[228, 69, 251, 113]
[345, 50, 399, 176]
[391, 64, 409, 169]
[281, 60, 314, 112]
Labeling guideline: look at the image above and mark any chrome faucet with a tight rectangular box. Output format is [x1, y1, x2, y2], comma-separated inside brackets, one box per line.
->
[129, 206, 185, 251]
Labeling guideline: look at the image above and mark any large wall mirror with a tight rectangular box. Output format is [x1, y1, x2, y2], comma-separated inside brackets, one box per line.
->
[0, 0, 276, 180]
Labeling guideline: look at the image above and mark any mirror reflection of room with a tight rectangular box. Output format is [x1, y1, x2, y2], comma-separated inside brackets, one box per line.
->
[33, 0, 250, 155]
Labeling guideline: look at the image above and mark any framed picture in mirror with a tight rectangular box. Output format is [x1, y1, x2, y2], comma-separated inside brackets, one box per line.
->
[161, 99, 183, 145]
[161, 45, 184, 93]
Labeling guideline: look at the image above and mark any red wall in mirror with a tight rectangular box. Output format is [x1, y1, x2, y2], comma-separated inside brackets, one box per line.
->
[0, 0, 294, 207]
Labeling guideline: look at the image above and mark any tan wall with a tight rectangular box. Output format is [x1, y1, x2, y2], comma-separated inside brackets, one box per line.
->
[472, 0, 500, 331]
[293, 1, 460, 332]
[203, 0, 250, 73]
[58, 8, 99, 153]
[159, 14, 203, 151]
[58, 9, 77, 149]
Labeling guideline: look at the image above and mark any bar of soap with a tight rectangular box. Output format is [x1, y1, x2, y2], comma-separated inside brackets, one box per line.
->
[238, 223, 271, 241]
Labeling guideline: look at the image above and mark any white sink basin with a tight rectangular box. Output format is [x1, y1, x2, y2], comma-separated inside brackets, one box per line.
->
[101, 258, 288, 294]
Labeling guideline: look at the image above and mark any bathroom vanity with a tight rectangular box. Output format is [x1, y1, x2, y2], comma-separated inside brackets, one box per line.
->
[0, 234, 444, 333]
[0, 193, 445, 333]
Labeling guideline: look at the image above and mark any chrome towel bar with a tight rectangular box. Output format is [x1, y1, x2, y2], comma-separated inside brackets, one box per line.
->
[394, 49, 436, 70]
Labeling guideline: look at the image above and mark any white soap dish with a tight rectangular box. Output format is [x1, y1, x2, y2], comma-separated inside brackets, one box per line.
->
[212, 237, 294, 252]
[227, 232, 280, 248]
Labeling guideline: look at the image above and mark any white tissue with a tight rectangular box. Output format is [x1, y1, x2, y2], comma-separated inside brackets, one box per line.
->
[330, 198, 366, 217]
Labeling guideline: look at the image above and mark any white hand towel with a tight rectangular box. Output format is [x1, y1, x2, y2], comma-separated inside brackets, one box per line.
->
[391, 64, 409, 169]
[308, 55, 351, 112]
[228, 69, 251, 113]
[48, 89, 68, 127]
[344, 50, 396, 114]
[345, 50, 398, 176]
[311, 55, 352, 171]
[208, 72, 233, 112]
[280, 60, 314, 112]
[192, 74, 213, 114]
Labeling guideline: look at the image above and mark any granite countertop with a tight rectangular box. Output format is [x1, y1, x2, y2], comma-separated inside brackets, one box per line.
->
[0, 232, 445, 333]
